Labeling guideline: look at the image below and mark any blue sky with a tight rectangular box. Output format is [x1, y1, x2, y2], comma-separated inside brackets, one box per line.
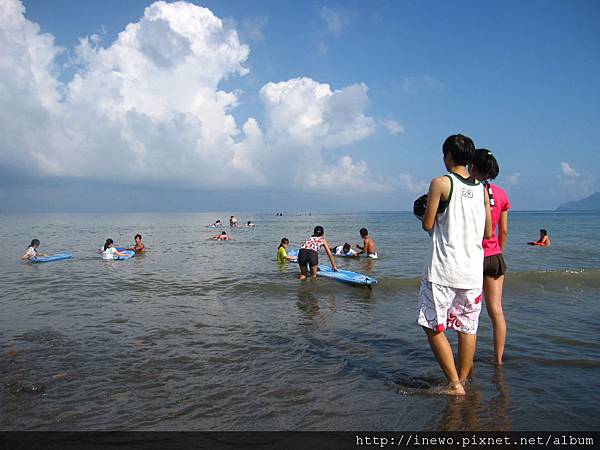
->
[0, 0, 599, 212]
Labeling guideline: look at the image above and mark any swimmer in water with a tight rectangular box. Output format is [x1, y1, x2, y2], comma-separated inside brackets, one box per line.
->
[102, 239, 131, 260]
[211, 231, 230, 241]
[355, 228, 378, 259]
[277, 238, 296, 262]
[126, 233, 145, 253]
[528, 229, 550, 247]
[332, 243, 359, 257]
[21, 239, 47, 260]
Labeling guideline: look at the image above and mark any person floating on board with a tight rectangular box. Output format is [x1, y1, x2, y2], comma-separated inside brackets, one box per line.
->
[332, 243, 359, 257]
[298, 226, 337, 280]
[22, 239, 47, 260]
[277, 238, 296, 262]
[470, 149, 511, 365]
[208, 220, 222, 228]
[355, 228, 378, 259]
[246, 221, 256, 228]
[211, 231, 230, 241]
[102, 239, 131, 260]
[230, 216, 238, 227]
[528, 229, 550, 247]
[126, 233, 145, 253]
[417, 134, 492, 396]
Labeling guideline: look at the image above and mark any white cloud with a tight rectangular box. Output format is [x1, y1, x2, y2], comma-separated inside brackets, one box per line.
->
[319, 6, 351, 37]
[560, 162, 579, 178]
[0, 0, 388, 195]
[379, 119, 404, 136]
[558, 162, 596, 198]
[399, 75, 445, 94]
[396, 174, 428, 194]
[507, 172, 521, 185]
[305, 156, 391, 194]
[224, 15, 268, 43]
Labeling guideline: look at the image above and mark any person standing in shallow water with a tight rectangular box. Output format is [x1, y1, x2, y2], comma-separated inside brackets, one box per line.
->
[417, 134, 492, 395]
[298, 226, 337, 280]
[470, 149, 511, 365]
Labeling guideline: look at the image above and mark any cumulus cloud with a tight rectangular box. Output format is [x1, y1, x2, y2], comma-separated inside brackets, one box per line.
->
[396, 174, 429, 194]
[560, 162, 579, 178]
[0, 0, 388, 194]
[379, 119, 404, 136]
[558, 162, 596, 198]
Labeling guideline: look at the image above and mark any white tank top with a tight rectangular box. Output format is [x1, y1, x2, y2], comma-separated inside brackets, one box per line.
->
[425, 173, 485, 289]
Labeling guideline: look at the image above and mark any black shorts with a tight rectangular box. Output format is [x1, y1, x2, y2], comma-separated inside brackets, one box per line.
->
[298, 248, 318, 269]
[483, 254, 507, 278]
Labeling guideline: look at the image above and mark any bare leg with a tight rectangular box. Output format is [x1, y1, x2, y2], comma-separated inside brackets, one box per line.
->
[484, 275, 506, 364]
[299, 265, 308, 280]
[457, 331, 477, 382]
[310, 265, 318, 279]
[423, 327, 465, 395]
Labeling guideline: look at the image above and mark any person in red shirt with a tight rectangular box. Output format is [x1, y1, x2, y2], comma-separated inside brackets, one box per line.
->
[470, 149, 511, 364]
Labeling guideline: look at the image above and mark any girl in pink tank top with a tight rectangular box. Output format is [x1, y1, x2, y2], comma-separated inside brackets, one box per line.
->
[471, 149, 510, 364]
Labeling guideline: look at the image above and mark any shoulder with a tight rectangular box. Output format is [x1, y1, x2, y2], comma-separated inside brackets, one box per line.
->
[431, 175, 451, 186]
[491, 183, 510, 207]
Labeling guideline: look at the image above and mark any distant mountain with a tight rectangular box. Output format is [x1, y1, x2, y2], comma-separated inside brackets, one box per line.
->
[556, 192, 600, 211]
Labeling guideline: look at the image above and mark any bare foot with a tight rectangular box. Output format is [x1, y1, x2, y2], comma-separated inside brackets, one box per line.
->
[430, 381, 466, 396]
[299, 275, 307, 280]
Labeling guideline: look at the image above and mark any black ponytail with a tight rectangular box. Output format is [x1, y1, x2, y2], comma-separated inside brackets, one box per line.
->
[473, 148, 500, 180]
[103, 239, 113, 251]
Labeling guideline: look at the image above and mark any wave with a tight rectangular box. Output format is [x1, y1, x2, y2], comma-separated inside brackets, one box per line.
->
[374, 268, 600, 292]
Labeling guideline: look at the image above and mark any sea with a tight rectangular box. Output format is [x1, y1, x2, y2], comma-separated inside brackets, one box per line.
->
[1, 211, 599, 431]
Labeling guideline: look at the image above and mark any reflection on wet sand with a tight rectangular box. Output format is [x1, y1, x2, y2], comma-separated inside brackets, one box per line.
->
[296, 289, 336, 323]
[437, 366, 510, 431]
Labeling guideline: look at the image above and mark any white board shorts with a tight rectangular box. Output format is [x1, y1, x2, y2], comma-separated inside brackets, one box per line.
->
[417, 278, 482, 335]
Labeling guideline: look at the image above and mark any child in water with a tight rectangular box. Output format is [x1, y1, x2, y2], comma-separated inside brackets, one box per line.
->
[126, 234, 145, 253]
[528, 229, 550, 247]
[277, 238, 296, 262]
[211, 231, 230, 241]
[332, 243, 358, 257]
[102, 239, 131, 260]
[22, 239, 47, 260]
[298, 226, 338, 280]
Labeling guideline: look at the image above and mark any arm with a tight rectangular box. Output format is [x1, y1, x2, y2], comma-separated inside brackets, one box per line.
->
[422, 176, 449, 232]
[483, 188, 493, 240]
[498, 211, 508, 250]
[114, 249, 129, 257]
[322, 239, 338, 271]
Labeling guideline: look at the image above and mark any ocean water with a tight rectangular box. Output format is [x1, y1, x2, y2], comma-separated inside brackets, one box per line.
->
[1, 211, 599, 431]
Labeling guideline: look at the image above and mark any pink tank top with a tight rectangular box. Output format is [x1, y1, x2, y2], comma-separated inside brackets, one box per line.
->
[301, 236, 324, 252]
[482, 183, 511, 257]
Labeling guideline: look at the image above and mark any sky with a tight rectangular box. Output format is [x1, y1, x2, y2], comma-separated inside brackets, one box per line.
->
[0, 0, 599, 212]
